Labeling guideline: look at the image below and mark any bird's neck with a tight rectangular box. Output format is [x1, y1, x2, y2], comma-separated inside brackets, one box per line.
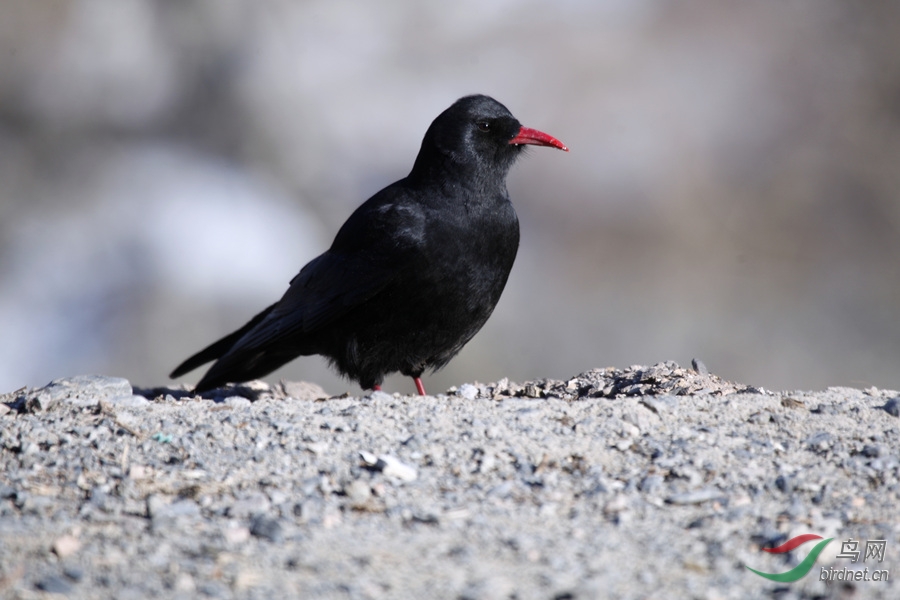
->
[408, 149, 511, 197]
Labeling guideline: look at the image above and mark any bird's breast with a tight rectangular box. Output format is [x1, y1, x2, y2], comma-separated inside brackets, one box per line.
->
[416, 196, 519, 306]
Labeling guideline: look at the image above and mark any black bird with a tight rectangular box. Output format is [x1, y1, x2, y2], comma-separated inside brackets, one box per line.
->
[170, 94, 567, 395]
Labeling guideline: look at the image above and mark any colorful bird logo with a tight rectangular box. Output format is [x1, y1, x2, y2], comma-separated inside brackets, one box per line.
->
[746, 534, 834, 582]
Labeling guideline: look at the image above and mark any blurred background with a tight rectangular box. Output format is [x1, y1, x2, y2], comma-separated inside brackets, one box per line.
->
[2, 0, 899, 396]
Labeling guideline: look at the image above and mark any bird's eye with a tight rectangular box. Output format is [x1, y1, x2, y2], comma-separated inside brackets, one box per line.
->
[476, 121, 490, 132]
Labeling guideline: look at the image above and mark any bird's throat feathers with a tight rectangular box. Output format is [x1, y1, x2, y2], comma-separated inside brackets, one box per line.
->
[408, 143, 521, 197]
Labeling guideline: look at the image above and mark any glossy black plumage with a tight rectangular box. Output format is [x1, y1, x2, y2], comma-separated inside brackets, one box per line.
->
[170, 94, 567, 394]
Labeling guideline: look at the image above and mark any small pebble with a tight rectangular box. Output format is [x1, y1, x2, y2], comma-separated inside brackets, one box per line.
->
[36, 574, 73, 594]
[457, 384, 479, 400]
[345, 480, 372, 505]
[174, 572, 196, 592]
[367, 391, 394, 402]
[666, 489, 723, 505]
[376, 455, 418, 482]
[224, 525, 251, 545]
[52, 534, 81, 558]
[228, 493, 271, 519]
[280, 380, 328, 401]
[128, 464, 150, 480]
[861, 444, 881, 458]
[108, 394, 150, 408]
[639, 475, 664, 494]
[224, 396, 252, 408]
[250, 515, 284, 543]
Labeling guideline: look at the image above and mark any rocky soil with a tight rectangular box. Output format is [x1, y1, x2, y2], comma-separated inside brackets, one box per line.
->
[1, 362, 898, 599]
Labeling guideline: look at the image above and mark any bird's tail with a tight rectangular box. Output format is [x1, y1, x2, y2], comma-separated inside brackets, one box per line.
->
[169, 303, 278, 379]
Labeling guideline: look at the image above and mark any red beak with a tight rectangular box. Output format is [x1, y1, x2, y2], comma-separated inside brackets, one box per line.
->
[508, 126, 568, 151]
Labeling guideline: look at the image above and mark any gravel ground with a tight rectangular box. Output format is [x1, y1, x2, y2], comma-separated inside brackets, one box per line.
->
[1, 362, 898, 599]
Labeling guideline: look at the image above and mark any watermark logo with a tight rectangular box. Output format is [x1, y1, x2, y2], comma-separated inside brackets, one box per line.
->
[746, 534, 890, 583]
[746, 534, 833, 582]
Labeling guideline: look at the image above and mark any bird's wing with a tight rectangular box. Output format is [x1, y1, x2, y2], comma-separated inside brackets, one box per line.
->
[229, 194, 427, 351]
[280, 250, 399, 331]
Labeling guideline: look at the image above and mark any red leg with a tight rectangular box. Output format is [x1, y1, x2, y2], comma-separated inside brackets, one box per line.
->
[373, 384, 382, 391]
[413, 377, 426, 396]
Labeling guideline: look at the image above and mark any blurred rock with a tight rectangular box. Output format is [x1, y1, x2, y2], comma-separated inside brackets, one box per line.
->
[26, 375, 132, 412]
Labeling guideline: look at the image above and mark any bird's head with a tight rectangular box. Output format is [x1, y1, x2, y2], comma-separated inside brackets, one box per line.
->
[410, 95, 567, 186]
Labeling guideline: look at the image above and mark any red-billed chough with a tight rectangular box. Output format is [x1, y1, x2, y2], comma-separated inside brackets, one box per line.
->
[170, 94, 567, 395]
